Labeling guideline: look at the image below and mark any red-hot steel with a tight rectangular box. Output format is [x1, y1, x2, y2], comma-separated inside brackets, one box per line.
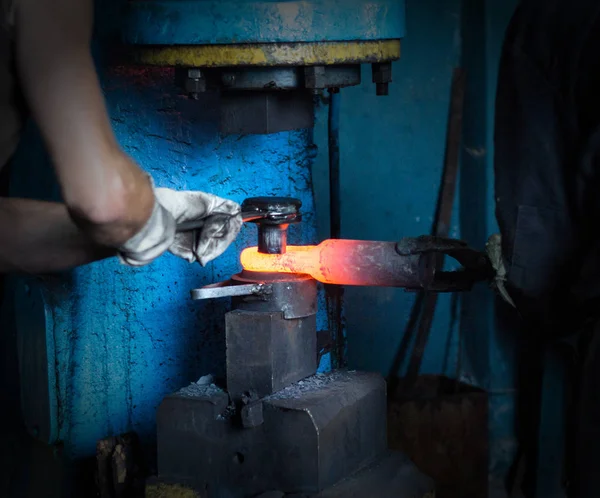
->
[240, 239, 428, 288]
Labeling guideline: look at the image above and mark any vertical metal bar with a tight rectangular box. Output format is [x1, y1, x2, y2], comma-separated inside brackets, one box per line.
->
[326, 88, 345, 368]
[328, 88, 341, 239]
[404, 68, 467, 386]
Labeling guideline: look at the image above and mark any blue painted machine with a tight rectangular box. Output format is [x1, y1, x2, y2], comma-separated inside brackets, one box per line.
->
[10, 1, 469, 496]
[124, 0, 406, 134]
[121, 2, 435, 495]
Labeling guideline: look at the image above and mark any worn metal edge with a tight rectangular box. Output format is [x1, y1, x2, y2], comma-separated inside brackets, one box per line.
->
[128, 40, 401, 67]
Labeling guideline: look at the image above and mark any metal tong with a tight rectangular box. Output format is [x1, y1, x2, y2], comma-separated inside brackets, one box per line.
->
[176, 207, 298, 233]
[395, 235, 494, 292]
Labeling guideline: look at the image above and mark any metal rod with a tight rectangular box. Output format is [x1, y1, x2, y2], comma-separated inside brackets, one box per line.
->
[191, 283, 271, 300]
[328, 88, 341, 240]
[404, 67, 467, 386]
[326, 88, 345, 368]
[257, 224, 288, 254]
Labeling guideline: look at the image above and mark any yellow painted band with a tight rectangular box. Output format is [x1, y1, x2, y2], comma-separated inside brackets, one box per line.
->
[130, 40, 401, 67]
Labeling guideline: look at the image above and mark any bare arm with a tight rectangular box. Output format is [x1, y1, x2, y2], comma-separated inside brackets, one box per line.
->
[14, 0, 154, 247]
[1, 0, 240, 273]
[0, 198, 114, 274]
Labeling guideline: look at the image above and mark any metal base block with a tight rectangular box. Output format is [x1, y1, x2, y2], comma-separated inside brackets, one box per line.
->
[315, 451, 435, 498]
[157, 371, 386, 498]
[226, 310, 317, 402]
[264, 371, 386, 493]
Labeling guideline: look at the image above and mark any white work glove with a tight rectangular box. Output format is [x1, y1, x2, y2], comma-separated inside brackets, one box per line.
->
[117, 194, 176, 267]
[118, 185, 242, 267]
[154, 187, 242, 266]
[486, 233, 516, 308]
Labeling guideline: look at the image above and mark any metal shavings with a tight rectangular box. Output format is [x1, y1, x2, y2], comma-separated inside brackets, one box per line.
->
[266, 371, 358, 400]
[178, 382, 224, 398]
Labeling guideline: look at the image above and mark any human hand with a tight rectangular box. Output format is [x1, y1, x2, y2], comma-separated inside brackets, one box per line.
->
[155, 188, 242, 266]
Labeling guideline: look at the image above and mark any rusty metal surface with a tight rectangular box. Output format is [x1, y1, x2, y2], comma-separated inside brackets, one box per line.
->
[388, 376, 488, 498]
[127, 41, 402, 68]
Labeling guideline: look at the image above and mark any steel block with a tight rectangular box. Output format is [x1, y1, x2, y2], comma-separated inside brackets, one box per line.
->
[304, 65, 361, 90]
[157, 384, 276, 497]
[157, 371, 387, 497]
[219, 91, 314, 135]
[314, 450, 435, 498]
[264, 371, 387, 493]
[225, 310, 317, 402]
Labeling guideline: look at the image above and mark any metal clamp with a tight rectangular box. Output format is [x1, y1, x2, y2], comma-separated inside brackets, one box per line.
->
[241, 197, 302, 255]
[396, 235, 494, 292]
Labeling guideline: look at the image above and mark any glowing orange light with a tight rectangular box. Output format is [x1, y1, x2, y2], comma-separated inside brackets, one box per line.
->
[240, 245, 317, 276]
[240, 239, 416, 287]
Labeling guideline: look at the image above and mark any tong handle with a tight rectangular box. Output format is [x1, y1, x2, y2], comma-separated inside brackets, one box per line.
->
[177, 210, 301, 233]
[177, 211, 265, 233]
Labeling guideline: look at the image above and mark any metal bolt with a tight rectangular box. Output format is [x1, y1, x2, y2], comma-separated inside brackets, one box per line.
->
[372, 62, 392, 96]
[184, 68, 206, 96]
[304, 65, 326, 89]
[187, 68, 202, 79]
[222, 73, 236, 86]
[376, 82, 389, 96]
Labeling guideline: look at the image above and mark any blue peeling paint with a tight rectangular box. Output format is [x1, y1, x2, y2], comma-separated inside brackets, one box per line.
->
[124, 0, 406, 45]
[9, 67, 324, 457]
[4, 0, 407, 461]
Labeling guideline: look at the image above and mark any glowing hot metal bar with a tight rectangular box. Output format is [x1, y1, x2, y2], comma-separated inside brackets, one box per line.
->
[240, 239, 433, 288]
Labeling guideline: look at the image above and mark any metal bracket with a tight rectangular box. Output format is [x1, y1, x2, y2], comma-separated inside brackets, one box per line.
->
[191, 281, 272, 301]
[191, 273, 317, 320]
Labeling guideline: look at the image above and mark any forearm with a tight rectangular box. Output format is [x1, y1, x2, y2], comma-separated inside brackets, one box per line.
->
[0, 198, 115, 274]
[15, 0, 155, 247]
